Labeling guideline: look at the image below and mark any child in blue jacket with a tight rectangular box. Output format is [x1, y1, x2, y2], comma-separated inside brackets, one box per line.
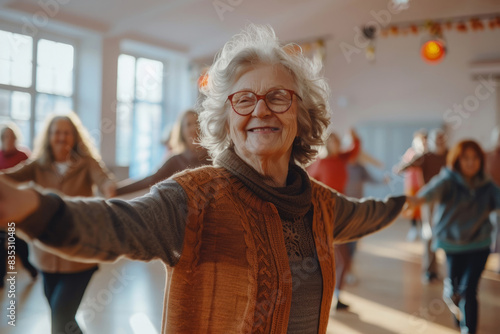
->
[409, 139, 500, 334]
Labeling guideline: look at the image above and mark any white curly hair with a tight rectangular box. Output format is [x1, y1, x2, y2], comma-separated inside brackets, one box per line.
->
[197, 24, 331, 165]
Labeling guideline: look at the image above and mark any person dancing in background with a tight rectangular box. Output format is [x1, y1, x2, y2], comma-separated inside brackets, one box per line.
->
[395, 129, 427, 241]
[0, 123, 38, 288]
[344, 152, 387, 285]
[0, 112, 116, 334]
[396, 128, 448, 284]
[0, 122, 30, 169]
[409, 140, 500, 334]
[116, 109, 210, 196]
[307, 129, 360, 192]
[307, 129, 360, 310]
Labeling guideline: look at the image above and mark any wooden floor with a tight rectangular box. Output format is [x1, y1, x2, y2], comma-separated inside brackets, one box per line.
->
[1, 218, 499, 334]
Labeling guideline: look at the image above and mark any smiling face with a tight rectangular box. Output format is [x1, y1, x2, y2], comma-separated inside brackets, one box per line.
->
[458, 147, 481, 179]
[49, 118, 75, 162]
[1, 128, 16, 152]
[228, 64, 299, 163]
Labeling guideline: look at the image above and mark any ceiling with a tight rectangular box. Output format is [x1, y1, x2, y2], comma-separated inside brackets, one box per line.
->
[1, 0, 500, 59]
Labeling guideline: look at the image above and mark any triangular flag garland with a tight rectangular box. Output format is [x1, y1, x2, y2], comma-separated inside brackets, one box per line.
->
[378, 14, 500, 37]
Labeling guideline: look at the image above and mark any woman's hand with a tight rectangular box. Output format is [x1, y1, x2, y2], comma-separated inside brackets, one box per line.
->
[402, 195, 425, 218]
[406, 195, 424, 207]
[0, 176, 40, 226]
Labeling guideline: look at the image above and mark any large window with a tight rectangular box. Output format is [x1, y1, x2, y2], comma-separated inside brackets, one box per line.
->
[116, 54, 164, 178]
[0, 29, 74, 147]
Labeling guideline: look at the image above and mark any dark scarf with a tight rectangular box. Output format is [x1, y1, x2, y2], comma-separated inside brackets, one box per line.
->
[216, 148, 312, 220]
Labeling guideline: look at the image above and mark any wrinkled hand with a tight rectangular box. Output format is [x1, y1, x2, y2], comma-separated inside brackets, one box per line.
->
[0, 176, 40, 226]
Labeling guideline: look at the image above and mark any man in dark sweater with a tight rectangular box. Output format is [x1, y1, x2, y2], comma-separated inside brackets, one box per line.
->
[397, 129, 448, 283]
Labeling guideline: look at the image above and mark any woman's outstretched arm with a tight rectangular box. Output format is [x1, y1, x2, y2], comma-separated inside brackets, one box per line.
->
[0, 177, 187, 266]
[332, 192, 407, 243]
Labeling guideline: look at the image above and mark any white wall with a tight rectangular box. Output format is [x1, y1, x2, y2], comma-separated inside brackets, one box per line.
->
[325, 26, 500, 149]
[77, 34, 103, 149]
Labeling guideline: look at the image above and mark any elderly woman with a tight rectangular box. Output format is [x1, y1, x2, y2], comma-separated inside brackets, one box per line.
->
[0, 25, 405, 333]
[0, 112, 116, 334]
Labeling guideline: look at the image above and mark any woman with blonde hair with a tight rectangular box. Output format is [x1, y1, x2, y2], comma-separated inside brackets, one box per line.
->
[116, 109, 210, 196]
[1, 111, 115, 334]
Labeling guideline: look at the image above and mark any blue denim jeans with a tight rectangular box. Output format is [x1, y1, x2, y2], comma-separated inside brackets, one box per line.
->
[43, 267, 98, 334]
[444, 248, 489, 334]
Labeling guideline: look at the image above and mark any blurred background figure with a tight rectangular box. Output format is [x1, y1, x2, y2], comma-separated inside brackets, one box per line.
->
[116, 109, 210, 196]
[345, 152, 385, 199]
[0, 122, 38, 289]
[411, 140, 500, 334]
[1, 112, 116, 334]
[396, 128, 448, 284]
[308, 129, 360, 310]
[0, 122, 30, 169]
[395, 129, 427, 241]
[344, 152, 387, 285]
[486, 127, 500, 272]
[159, 123, 175, 160]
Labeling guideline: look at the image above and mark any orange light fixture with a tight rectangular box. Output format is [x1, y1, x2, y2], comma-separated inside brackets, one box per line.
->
[421, 39, 446, 64]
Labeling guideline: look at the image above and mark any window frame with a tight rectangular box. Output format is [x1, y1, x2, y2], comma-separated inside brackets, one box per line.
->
[0, 22, 79, 148]
[115, 52, 167, 177]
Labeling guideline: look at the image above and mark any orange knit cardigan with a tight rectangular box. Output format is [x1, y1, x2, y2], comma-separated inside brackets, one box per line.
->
[165, 166, 403, 333]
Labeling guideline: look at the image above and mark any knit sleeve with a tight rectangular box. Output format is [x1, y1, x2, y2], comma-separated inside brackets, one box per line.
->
[332, 192, 406, 243]
[18, 179, 187, 266]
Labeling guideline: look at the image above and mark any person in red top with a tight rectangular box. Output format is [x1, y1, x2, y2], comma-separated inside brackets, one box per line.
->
[0, 123, 38, 288]
[307, 129, 360, 191]
[0, 123, 30, 170]
[307, 128, 360, 310]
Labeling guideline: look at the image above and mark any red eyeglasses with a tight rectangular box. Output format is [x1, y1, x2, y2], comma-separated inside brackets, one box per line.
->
[227, 89, 302, 116]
